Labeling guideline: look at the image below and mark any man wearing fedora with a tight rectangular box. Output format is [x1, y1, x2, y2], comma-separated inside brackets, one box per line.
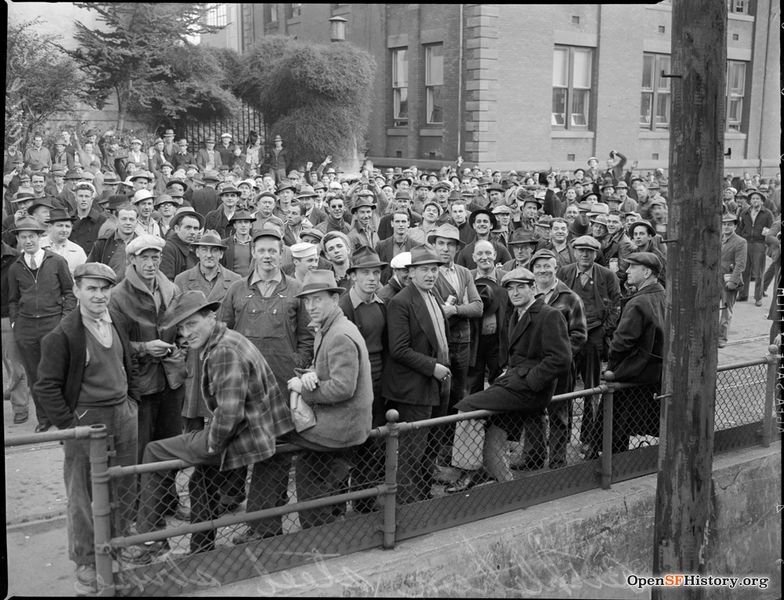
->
[160, 209, 204, 280]
[205, 184, 240, 239]
[220, 224, 314, 543]
[265, 135, 289, 183]
[718, 213, 747, 348]
[87, 203, 139, 280]
[35, 262, 139, 592]
[382, 244, 452, 503]
[456, 208, 512, 270]
[124, 290, 293, 561]
[736, 189, 773, 305]
[446, 267, 571, 492]
[605, 252, 666, 454]
[7, 216, 76, 432]
[41, 208, 87, 275]
[284, 269, 373, 526]
[347, 191, 379, 251]
[152, 193, 182, 239]
[2, 190, 36, 247]
[296, 185, 327, 228]
[220, 210, 256, 277]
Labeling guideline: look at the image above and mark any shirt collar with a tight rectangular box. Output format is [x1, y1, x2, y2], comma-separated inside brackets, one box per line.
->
[349, 286, 383, 308]
[249, 268, 281, 288]
[80, 305, 112, 325]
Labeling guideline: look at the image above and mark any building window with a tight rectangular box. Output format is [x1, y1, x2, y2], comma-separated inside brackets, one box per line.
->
[552, 46, 593, 129]
[392, 48, 408, 126]
[640, 53, 671, 130]
[726, 60, 746, 132]
[264, 4, 279, 24]
[424, 44, 444, 125]
[286, 3, 302, 20]
[205, 4, 228, 27]
[728, 0, 750, 14]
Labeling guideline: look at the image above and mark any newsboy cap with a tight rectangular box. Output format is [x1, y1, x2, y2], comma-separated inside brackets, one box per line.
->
[73, 262, 117, 285]
[625, 252, 661, 274]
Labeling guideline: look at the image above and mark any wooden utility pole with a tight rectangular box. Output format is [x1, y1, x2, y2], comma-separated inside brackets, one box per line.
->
[652, 0, 727, 598]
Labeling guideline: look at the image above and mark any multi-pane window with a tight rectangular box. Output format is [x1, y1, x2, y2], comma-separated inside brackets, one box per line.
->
[286, 3, 302, 19]
[552, 46, 593, 129]
[392, 48, 408, 126]
[205, 4, 227, 27]
[726, 61, 746, 132]
[640, 53, 671, 130]
[263, 4, 278, 24]
[728, 0, 750, 14]
[424, 44, 444, 124]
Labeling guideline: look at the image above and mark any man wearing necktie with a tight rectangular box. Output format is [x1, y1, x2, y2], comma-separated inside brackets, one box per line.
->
[382, 244, 452, 503]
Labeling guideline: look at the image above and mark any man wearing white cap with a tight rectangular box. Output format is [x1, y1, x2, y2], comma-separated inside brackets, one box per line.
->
[131, 189, 161, 238]
[378, 251, 411, 303]
[289, 242, 320, 284]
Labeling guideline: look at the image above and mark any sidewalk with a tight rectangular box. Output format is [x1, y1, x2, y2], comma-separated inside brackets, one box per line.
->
[3, 296, 777, 597]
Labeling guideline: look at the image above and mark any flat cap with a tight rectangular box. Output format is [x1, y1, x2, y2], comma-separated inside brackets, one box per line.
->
[501, 268, 535, 287]
[125, 234, 166, 256]
[529, 248, 558, 265]
[73, 262, 117, 284]
[626, 251, 661, 274]
[571, 235, 602, 251]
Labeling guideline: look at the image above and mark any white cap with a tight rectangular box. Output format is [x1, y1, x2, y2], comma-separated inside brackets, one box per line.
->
[291, 242, 318, 259]
[390, 252, 412, 269]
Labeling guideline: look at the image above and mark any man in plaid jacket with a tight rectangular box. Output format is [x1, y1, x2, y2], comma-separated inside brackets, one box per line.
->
[125, 290, 294, 562]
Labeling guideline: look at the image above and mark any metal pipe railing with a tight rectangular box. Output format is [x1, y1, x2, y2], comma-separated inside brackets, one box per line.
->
[4, 424, 98, 447]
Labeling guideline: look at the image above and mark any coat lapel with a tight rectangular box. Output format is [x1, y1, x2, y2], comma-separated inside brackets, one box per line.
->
[411, 287, 440, 350]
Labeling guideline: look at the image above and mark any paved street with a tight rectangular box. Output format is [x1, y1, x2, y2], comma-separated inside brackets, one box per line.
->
[3, 293, 778, 597]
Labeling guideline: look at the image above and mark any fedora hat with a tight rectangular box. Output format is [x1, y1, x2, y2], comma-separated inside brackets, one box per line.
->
[161, 290, 222, 329]
[28, 198, 56, 213]
[590, 214, 609, 228]
[46, 208, 76, 223]
[407, 244, 445, 267]
[295, 270, 345, 297]
[296, 185, 318, 199]
[11, 216, 47, 234]
[351, 196, 376, 213]
[628, 220, 656, 237]
[228, 210, 255, 224]
[11, 190, 35, 204]
[346, 246, 388, 273]
[508, 228, 538, 246]
[588, 202, 610, 216]
[154, 194, 182, 208]
[193, 230, 227, 249]
[468, 208, 498, 230]
[106, 194, 131, 210]
[131, 189, 155, 204]
[722, 212, 739, 223]
[427, 223, 465, 248]
[166, 178, 189, 191]
[129, 171, 152, 182]
[202, 170, 221, 183]
[102, 172, 120, 185]
[171, 207, 205, 230]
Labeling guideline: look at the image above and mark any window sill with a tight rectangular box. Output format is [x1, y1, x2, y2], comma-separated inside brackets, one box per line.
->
[724, 132, 747, 140]
[550, 130, 595, 139]
[420, 128, 443, 137]
[729, 13, 754, 22]
[387, 127, 408, 136]
[638, 130, 670, 139]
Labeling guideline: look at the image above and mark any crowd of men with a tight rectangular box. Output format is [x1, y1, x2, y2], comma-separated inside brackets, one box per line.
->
[2, 129, 781, 594]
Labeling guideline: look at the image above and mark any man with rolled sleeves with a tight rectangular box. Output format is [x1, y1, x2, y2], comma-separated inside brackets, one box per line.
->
[557, 235, 621, 458]
[108, 234, 186, 515]
[606, 252, 666, 454]
[7, 217, 76, 432]
[221, 224, 314, 543]
[718, 213, 747, 348]
[382, 244, 451, 503]
[35, 263, 139, 593]
[159, 208, 204, 280]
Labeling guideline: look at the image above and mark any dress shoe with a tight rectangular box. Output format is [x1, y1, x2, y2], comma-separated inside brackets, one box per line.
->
[755, 299, 763, 307]
[35, 422, 51, 433]
[119, 540, 169, 565]
[74, 564, 97, 595]
[445, 471, 475, 494]
[13, 413, 29, 425]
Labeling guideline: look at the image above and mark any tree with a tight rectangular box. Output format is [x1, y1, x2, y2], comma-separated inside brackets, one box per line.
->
[64, 3, 232, 132]
[6, 18, 85, 148]
[237, 36, 376, 172]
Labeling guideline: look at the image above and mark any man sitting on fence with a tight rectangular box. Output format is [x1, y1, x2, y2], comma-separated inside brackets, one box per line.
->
[35, 263, 139, 595]
[124, 290, 294, 564]
[446, 267, 572, 492]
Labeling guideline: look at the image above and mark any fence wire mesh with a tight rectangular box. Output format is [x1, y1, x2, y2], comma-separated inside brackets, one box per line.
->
[95, 359, 775, 595]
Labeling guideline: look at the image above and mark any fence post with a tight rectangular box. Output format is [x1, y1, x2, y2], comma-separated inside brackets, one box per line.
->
[762, 345, 779, 447]
[601, 374, 615, 490]
[89, 424, 115, 597]
[381, 409, 399, 550]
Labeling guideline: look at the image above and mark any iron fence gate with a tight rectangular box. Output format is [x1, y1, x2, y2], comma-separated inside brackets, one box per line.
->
[179, 101, 267, 152]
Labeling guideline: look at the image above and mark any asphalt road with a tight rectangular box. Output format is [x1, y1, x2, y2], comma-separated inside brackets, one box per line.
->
[3, 292, 778, 597]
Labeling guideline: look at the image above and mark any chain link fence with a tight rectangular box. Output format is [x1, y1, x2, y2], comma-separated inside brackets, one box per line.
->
[51, 352, 777, 596]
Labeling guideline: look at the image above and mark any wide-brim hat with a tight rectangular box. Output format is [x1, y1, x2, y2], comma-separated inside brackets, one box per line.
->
[228, 210, 255, 224]
[276, 182, 296, 194]
[154, 194, 182, 208]
[346, 246, 388, 273]
[746, 190, 767, 202]
[202, 170, 221, 183]
[408, 244, 445, 267]
[722, 212, 739, 223]
[627, 220, 656, 237]
[28, 199, 57, 213]
[626, 251, 662, 274]
[393, 176, 413, 188]
[193, 230, 227, 249]
[129, 172, 152, 182]
[427, 223, 465, 248]
[11, 216, 47, 233]
[12, 190, 35, 204]
[161, 290, 222, 329]
[468, 208, 498, 230]
[47, 208, 77, 223]
[106, 194, 131, 210]
[171, 208, 205, 229]
[508, 229, 538, 246]
[351, 196, 376, 213]
[295, 269, 345, 297]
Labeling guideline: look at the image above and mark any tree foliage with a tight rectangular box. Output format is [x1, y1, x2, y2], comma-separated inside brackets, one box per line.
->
[237, 36, 376, 169]
[6, 18, 85, 147]
[64, 3, 239, 131]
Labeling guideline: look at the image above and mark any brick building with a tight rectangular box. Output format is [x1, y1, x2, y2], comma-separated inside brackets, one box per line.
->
[200, 3, 780, 174]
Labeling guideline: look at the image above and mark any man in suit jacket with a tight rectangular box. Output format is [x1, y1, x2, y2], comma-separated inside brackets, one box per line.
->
[718, 213, 746, 348]
[382, 244, 451, 503]
[376, 210, 416, 283]
[160, 210, 203, 281]
[195, 138, 222, 172]
[606, 252, 666, 454]
[126, 290, 294, 562]
[447, 267, 571, 491]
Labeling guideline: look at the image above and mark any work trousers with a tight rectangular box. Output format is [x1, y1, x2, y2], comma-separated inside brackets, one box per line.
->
[385, 402, 434, 504]
[15, 314, 60, 426]
[2, 317, 31, 418]
[574, 326, 605, 457]
[467, 332, 502, 394]
[719, 286, 739, 343]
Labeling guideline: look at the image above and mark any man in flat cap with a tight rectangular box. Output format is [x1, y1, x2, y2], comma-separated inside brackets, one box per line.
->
[36, 262, 139, 593]
[7, 216, 76, 432]
[606, 252, 666, 454]
[446, 267, 571, 492]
